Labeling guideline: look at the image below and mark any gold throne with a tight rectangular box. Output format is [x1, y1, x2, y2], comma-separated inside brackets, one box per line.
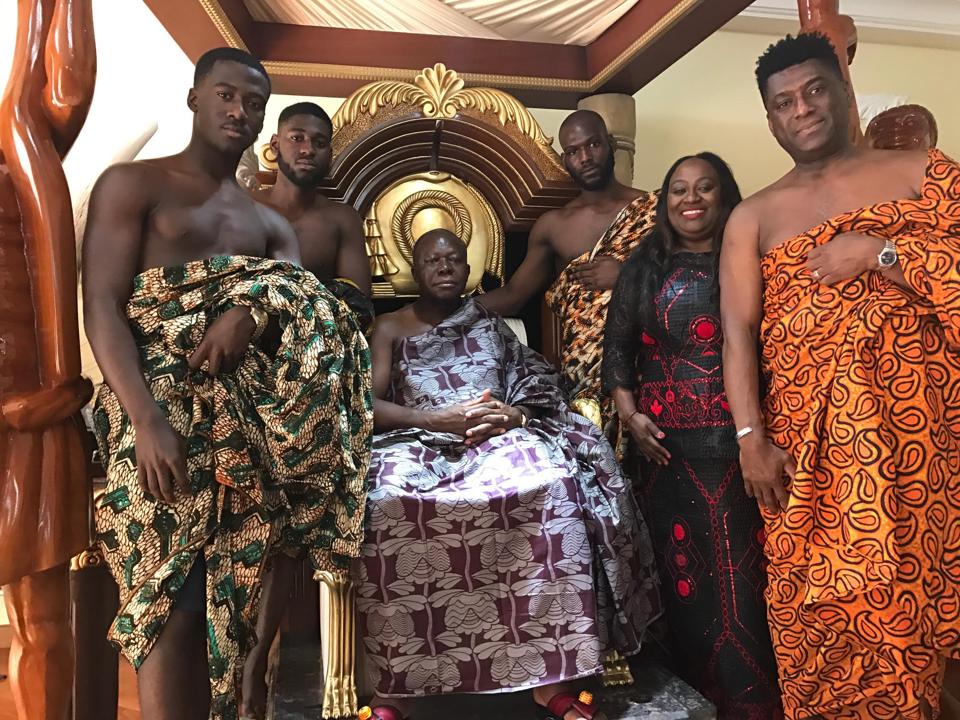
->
[262, 65, 579, 718]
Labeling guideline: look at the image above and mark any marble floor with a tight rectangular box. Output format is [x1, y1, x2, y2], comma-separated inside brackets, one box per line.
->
[270, 639, 716, 720]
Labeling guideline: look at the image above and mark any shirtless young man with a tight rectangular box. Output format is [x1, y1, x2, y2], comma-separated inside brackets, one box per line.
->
[242, 101, 373, 713]
[82, 48, 371, 720]
[721, 33, 960, 720]
[479, 110, 656, 434]
[252, 102, 372, 322]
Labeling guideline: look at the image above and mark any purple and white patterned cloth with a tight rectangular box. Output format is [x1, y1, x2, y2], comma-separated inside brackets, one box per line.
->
[357, 300, 661, 697]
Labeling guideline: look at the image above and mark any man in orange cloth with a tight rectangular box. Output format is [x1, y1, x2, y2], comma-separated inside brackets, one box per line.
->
[0, 0, 96, 718]
[479, 110, 656, 439]
[721, 33, 960, 719]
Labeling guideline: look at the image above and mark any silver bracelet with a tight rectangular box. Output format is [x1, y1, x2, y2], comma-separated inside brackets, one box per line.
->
[735, 426, 754, 441]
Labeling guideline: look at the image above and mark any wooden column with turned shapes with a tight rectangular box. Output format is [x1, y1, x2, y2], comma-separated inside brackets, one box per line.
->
[0, 1, 96, 719]
[797, 0, 863, 143]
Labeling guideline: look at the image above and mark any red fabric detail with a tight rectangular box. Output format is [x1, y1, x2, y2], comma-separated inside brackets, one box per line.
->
[677, 578, 692, 597]
[691, 316, 718, 342]
[371, 706, 407, 720]
[673, 522, 686, 542]
[636, 377, 729, 429]
[545, 693, 597, 719]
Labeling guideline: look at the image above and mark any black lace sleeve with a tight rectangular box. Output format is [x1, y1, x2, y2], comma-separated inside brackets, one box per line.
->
[601, 251, 644, 393]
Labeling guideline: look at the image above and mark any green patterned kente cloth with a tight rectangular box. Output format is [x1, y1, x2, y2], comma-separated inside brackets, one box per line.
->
[92, 255, 373, 719]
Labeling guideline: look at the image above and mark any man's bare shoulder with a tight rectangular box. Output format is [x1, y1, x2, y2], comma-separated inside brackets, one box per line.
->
[563, 185, 649, 210]
[310, 197, 362, 226]
[371, 305, 414, 341]
[859, 148, 929, 191]
[95, 159, 168, 188]
[531, 206, 564, 228]
[251, 197, 282, 221]
[620, 186, 650, 202]
[726, 191, 767, 237]
[736, 171, 799, 217]
[90, 159, 182, 211]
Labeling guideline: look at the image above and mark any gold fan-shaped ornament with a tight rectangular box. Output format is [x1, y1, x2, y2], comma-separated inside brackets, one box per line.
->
[331, 64, 555, 157]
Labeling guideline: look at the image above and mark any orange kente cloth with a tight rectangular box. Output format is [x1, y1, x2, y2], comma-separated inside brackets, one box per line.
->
[544, 192, 657, 435]
[759, 148, 960, 720]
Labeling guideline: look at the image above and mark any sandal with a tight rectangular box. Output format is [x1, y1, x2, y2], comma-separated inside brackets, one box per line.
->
[358, 705, 408, 720]
[536, 690, 601, 720]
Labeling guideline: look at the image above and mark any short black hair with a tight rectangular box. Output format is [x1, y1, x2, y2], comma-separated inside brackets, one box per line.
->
[194, 47, 271, 94]
[278, 102, 332, 131]
[755, 33, 843, 100]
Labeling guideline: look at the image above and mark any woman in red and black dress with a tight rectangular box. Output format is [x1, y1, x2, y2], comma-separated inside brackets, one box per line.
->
[602, 153, 781, 720]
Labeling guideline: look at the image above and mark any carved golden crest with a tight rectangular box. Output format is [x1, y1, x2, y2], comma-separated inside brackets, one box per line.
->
[364, 171, 503, 298]
[331, 63, 556, 158]
[258, 142, 278, 171]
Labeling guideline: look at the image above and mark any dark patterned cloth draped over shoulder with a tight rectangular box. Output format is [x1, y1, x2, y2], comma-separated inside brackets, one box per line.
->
[760, 149, 960, 720]
[544, 193, 657, 441]
[602, 250, 782, 720]
[92, 255, 373, 720]
[358, 299, 660, 697]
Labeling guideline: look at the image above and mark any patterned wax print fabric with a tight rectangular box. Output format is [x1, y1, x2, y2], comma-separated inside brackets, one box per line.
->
[92, 255, 373, 719]
[759, 149, 960, 719]
[602, 250, 782, 719]
[544, 192, 657, 441]
[358, 299, 661, 697]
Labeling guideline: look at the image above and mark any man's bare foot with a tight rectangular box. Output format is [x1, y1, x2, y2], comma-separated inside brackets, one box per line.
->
[532, 683, 605, 720]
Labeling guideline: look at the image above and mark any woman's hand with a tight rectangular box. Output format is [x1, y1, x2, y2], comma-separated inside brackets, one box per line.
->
[625, 412, 671, 465]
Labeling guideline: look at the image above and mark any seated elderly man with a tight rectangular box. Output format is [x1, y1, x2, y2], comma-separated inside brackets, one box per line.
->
[357, 229, 661, 720]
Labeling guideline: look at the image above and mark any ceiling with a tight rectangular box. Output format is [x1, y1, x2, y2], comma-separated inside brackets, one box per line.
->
[143, 0, 755, 108]
[242, 0, 640, 46]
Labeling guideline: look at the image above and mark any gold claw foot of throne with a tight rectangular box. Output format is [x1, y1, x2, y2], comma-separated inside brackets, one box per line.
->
[316, 571, 358, 719]
[600, 650, 634, 687]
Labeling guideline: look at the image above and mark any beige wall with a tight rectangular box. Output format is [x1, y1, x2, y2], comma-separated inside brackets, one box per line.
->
[628, 28, 960, 195]
[3, 9, 957, 384]
[0, 0, 195, 203]
[4, 8, 958, 202]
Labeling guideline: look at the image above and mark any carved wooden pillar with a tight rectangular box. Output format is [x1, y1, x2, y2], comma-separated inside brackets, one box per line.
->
[0, 1, 96, 718]
[865, 104, 938, 150]
[578, 93, 637, 186]
[70, 540, 119, 720]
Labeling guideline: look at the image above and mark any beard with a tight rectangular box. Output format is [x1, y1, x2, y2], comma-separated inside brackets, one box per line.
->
[569, 149, 616, 191]
[277, 154, 324, 189]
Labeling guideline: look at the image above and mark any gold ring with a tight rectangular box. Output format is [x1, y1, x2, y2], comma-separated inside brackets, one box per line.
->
[812, 269, 820, 279]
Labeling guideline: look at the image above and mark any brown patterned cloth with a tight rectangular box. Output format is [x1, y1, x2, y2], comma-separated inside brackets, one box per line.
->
[92, 255, 372, 719]
[759, 149, 960, 720]
[544, 193, 657, 441]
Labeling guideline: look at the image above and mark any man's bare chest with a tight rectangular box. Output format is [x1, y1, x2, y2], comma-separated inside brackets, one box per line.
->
[553, 208, 625, 266]
[145, 193, 269, 269]
[291, 216, 339, 280]
[758, 182, 916, 255]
